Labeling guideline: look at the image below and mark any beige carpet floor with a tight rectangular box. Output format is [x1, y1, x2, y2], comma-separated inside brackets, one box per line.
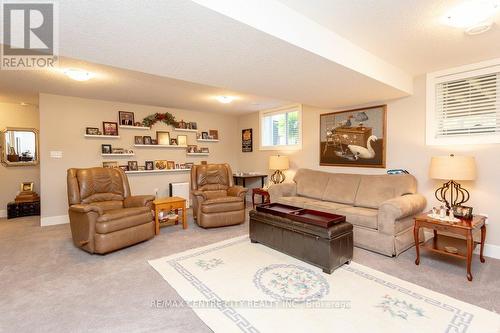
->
[1, 210, 499, 332]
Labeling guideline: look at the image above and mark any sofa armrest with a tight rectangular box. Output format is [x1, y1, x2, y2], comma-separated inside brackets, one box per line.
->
[192, 190, 207, 201]
[69, 204, 104, 216]
[378, 194, 427, 235]
[267, 183, 297, 202]
[124, 195, 155, 209]
[227, 186, 248, 199]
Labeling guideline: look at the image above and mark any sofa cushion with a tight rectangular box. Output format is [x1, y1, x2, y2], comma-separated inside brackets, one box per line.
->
[322, 173, 361, 205]
[201, 196, 244, 213]
[277, 196, 321, 208]
[293, 169, 329, 200]
[303, 201, 351, 214]
[96, 207, 152, 234]
[354, 174, 417, 209]
[336, 206, 378, 229]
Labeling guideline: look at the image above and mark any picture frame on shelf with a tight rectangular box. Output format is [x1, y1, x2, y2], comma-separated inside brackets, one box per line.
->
[209, 130, 218, 139]
[167, 161, 175, 169]
[134, 136, 144, 144]
[86, 127, 100, 135]
[177, 120, 187, 129]
[143, 136, 152, 145]
[112, 148, 125, 154]
[21, 182, 33, 192]
[185, 162, 194, 169]
[127, 161, 139, 171]
[187, 145, 197, 153]
[119, 165, 128, 172]
[201, 131, 209, 140]
[156, 131, 170, 145]
[145, 161, 154, 170]
[177, 135, 187, 146]
[190, 122, 197, 130]
[170, 138, 178, 145]
[134, 122, 142, 127]
[151, 139, 157, 145]
[186, 122, 192, 129]
[103, 161, 118, 168]
[200, 147, 209, 153]
[138, 166, 145, 171]
[101, 144, 112, 154]
[179, 163, 186, 169]
[103, 122, 119, 136]
[119, 111, 135, 126]
[175, 163, 179, 169]
[155, 160, 167, 170]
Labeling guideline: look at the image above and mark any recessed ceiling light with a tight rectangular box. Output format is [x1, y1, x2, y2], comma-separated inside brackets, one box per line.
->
[442, 1, 499, 34]
[215, 96, 235, 104]
[64, 68, 95, 81]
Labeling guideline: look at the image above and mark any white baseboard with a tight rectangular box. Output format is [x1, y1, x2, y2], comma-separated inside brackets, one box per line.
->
[0, 209, 6, 218]
[41, 214, 69, 226]
[474, 243, 500, 260]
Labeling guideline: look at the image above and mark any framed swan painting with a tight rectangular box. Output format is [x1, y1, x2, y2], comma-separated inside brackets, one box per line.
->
[319, 105, 386, 168]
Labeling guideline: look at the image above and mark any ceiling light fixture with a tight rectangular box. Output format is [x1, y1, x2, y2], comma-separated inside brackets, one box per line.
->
[64, 68, 95, 81]
[442, 1, 499, 34]
[215, 96, 235, 104]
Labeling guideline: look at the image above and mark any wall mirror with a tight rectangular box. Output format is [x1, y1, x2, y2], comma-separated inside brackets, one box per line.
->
[1, 127, 39, 167]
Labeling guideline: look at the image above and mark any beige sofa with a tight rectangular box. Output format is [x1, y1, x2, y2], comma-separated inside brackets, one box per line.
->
[267, 169, 426, 256]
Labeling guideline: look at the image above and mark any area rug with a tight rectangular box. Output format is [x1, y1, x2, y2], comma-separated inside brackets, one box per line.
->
[149, 236, 499, 333]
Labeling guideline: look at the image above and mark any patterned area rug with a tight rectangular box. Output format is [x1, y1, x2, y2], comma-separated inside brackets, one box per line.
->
[149, 236, 499, 333]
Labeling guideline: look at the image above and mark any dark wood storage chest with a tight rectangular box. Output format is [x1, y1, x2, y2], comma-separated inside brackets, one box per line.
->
[7, 201, 40, 219]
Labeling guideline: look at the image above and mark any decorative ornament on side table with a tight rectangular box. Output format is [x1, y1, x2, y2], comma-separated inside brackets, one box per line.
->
[269, 155, 289, 184]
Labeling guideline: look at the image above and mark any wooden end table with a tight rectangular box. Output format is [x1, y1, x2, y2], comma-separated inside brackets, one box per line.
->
[413, 213, 486, 281]
[153, 196, 187, 235]
[252, 188, 270, 208]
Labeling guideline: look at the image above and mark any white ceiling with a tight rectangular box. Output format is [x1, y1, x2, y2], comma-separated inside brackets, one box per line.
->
[279, 0, 500, 75]
[1, 0, 499, 111]
[0, 57, 288, 114]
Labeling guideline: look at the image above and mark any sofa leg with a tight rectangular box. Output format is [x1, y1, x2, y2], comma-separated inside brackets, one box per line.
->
[250, 239, 259, 243]
[322, 268, 333, 274]
[345, 260, 351, 265]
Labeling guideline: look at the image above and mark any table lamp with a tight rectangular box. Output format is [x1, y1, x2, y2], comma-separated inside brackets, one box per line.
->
[429, 154, 476, 209]
[269, 155, 289, 184]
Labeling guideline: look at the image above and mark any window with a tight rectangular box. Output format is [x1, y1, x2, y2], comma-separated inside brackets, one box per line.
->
[426, 59, 500, 145]
[260, 105, 302, 150]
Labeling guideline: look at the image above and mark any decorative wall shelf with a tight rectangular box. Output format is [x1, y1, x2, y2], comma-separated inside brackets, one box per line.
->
[119, 125, 150, 130]
[187, 153, 209, 156]
[173, 128, 197, 133]
[102, 153, 135, 157]
[84, 134, 120, 139]
[125, 169, 190, 174]
[134, 144, 188, 148]
[196, 139, 219, 142]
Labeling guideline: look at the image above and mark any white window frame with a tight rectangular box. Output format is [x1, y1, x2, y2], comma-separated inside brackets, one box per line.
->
[259, 104, 302, 151]
[426, 58, 500, 146]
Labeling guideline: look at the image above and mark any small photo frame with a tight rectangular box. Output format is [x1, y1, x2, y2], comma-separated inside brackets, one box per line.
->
[134, 122, 142, 127]
[119, 111, 135, 126]
[101, 144, 112, 154]
[156, 131, 171, 145]
[190, 122, 197, 130]
[187, 145, 197, 153]
[151, 139, 157, 145]
[134, 136, 144, 144]
[103, 161, 118, 168]
[167, 161, 175, 169]
[145, 161, 154, 170]
[170, 138, 178, 145]
[200, 147, 209, 153]
[177, 120, 187, 129]
[103, 122, 119, 136]
[185, 162, 194, 169]
[112, 148, 124, 154]
[155, 160, 167, 170]
[127, 161, 139, 171]
[453, 205, 473, 220]
[209, 130, 218, 140]
[86, 127, 100, 135]
[201, 131, 209, 140]
[20, 182, 33, 192]
[177, 135, 187, 146]
[119, 165, 129, 172]
[143, 136, 152, 145]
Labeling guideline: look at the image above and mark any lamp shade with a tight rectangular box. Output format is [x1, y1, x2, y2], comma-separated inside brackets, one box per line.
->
[269, 155, 289, 170]
[429, 155, 476, 181]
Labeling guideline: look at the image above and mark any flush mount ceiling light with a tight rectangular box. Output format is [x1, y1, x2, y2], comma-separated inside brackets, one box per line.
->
[215, 95, 235, 104]
[442, 1, 499, 34]
[64, 68, 95, 81]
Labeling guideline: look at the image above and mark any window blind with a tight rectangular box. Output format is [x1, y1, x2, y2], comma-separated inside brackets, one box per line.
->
[436, 72, 499, 137]
[261, 107, 300, 147]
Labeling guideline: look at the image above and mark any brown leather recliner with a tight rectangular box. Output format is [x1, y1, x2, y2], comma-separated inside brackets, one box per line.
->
[67, 167, 155, 254]
[191, 163, 248, 228]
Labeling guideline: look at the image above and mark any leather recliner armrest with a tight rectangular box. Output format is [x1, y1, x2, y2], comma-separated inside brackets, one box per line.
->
[227, 186, 248, 198]
[69, 204, 104, 216]
[124, 195, 155, 208]
[192, 190, 207, 200]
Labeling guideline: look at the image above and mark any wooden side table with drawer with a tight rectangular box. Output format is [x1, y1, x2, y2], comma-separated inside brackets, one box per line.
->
[153, 196, 187, 235]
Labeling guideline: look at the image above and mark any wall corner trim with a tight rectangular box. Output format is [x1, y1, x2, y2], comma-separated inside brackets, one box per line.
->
[41, 214, 69, 226]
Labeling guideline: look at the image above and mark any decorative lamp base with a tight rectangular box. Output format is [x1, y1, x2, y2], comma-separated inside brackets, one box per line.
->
[435, 180, 470, 209]
[270, 170, 286, 184]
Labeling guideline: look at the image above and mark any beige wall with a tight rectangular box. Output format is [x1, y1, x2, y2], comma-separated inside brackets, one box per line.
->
[237, 76, 500, 247]
[39, 94, 239, 225]
[0, 102, 40, 217]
